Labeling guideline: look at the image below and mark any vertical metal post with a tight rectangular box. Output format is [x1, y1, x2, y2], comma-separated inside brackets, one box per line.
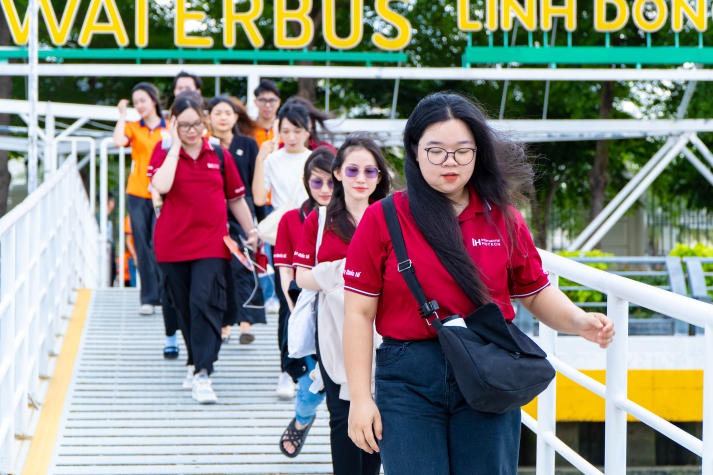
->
[702, 320, 713, 474]
[604, 295, 629, 475]
[99, 139, 109, 287]
[537, 272, 559, 475]
[44, 103, 56, 174]
[27, 0, 39, 192]
[246, 74, 260, 120]
[118, 147, 126, 287]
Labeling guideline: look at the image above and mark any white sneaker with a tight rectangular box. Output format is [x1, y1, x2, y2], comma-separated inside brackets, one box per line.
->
[139, 304, 154, 315]
[192, 372, 217, 404]
[266, 297, 280, 314]
[275, 371, 295, 399]
[182, 365, 195, 389]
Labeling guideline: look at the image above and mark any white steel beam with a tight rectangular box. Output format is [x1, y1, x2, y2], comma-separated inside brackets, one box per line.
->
[567, 137, 680, 250]
[682, 148, 713, 187]
[0, 63, 713, 82]
[576, 134, 692, 251]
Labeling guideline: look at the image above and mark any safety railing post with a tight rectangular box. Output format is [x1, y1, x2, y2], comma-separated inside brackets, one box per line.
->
[703, 321, 713, 473]
[537, 273, 559, 475]
[604, 295, 629, 475]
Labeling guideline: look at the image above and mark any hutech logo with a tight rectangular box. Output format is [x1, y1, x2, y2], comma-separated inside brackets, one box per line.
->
[471, 238, 501, 247]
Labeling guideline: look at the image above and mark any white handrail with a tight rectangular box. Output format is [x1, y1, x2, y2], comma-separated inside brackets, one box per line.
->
[0, 156, 98, 474]
[535, 249, 713, 474]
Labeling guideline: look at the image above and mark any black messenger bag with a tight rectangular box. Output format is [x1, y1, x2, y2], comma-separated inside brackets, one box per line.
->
[381, 196, 555, 414]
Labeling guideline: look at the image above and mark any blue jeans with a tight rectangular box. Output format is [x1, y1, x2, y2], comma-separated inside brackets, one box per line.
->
[375, 338, 521, 475]
[295, 355, 325, 425]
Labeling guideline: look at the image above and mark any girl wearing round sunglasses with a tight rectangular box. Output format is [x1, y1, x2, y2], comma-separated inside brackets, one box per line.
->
[273, 147, 334, 458]
[292, 133, 391, 475]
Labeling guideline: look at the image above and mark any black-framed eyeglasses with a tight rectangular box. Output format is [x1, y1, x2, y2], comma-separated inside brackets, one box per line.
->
[423, 147, 477, 166]
[256, 97, 279, 105]
[177, 121, 204, 132]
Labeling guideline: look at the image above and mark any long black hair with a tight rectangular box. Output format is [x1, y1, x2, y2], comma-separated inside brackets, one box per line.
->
[132, 82, 162, 118]
[328, 132, 391, 243]
[283, 96, 333, 144]
[403, 92, 534, 306]
[207, 95, 241, 136]
[302, 146, 336, 215]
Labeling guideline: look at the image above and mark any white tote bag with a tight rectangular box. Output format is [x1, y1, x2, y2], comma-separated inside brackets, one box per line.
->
[287, 207, 326, 359]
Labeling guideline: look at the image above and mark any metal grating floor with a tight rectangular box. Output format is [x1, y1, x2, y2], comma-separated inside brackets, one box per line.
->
[47, 288, 332, 475]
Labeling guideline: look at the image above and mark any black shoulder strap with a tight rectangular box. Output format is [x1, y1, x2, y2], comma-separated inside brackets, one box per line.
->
[214, 143, 225, 178]
[381, 195, 440, 320]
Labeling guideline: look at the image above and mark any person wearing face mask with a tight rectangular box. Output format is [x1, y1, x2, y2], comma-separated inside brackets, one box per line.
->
[343, 92, 615, 475]
[148, 93, 258, 405]
[292, 133, 391, 475]
[113, 82, 166, 318]
[274, 147, 334, 458]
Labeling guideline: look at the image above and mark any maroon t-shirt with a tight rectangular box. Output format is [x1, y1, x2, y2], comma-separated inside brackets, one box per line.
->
[292, 209, 349, 268]
[148, 138, 245, 262]
[344, 189, 550, 340]
[273, 207, 305, 268]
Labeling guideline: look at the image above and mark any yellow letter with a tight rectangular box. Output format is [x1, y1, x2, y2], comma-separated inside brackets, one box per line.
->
[1, 0, 30, 44]
[540, 0, 577, 31]
[224, 0, 264, 47]
[632, 0, 667, 32]
[39, 0, 80, 45]
[135, 0, 148, 47]
[487, 0, 498, 30]
[323, 0, 363, 49]
[501, 0, 537, 31]
[175, 0, 213, 48]
[372, 0, 412, 50]
[78, 0, 129, 47]
[458, 0, 483, 31]
[594, 0, 629, 32]
[274, 0, 313, 49]
[671, 0, 705, 32]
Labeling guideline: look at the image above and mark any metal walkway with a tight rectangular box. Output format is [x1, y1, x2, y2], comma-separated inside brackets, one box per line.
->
[47, 288, 332, 475]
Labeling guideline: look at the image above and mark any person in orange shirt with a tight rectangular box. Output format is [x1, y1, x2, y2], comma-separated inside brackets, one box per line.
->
[253, 80, 281, 148]
[123, 215, 137, 287]
[113, 82, 166, 318]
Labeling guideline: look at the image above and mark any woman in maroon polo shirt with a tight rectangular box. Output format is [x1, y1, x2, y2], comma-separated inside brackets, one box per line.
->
[342, 92, 615, 474]
[148, 93, 258, 405]
[293, 133, 391, 475]
[274, 147, 334, 458]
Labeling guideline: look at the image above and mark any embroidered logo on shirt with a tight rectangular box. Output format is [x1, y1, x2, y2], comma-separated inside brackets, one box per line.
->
[207, 162, 220, 170]
[471, 238, 502, 247]
[344, 269, 362, 278]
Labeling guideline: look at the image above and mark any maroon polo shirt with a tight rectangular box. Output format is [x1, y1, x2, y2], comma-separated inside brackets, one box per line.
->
[273, 208, 304, 268]
[148, 137, 245, 262]
[344, 189, 550, 341]
[292, 209, 349, 268]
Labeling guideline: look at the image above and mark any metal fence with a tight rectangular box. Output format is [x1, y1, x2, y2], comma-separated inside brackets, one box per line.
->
[0, 155, 99, 474]
[532, 251, 713, 474]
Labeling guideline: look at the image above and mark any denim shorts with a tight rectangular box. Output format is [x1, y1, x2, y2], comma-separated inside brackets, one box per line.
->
[375, 337, 521, 475]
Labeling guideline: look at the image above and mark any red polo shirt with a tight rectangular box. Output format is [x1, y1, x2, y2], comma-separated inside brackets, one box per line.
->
[273, 207, 306, 268]
[148, 137, 245, 263]
[344, 189, 550, 341]
[292, 209, 349, 268]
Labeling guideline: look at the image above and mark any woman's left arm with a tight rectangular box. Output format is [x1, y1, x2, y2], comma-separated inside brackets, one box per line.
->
[228, 198, 258, 248]
[295, 266, 320, 291]
[519, 285, 615, 348]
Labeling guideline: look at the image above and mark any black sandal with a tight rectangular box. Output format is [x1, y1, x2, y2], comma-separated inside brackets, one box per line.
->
[279, 416, 314, 458]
